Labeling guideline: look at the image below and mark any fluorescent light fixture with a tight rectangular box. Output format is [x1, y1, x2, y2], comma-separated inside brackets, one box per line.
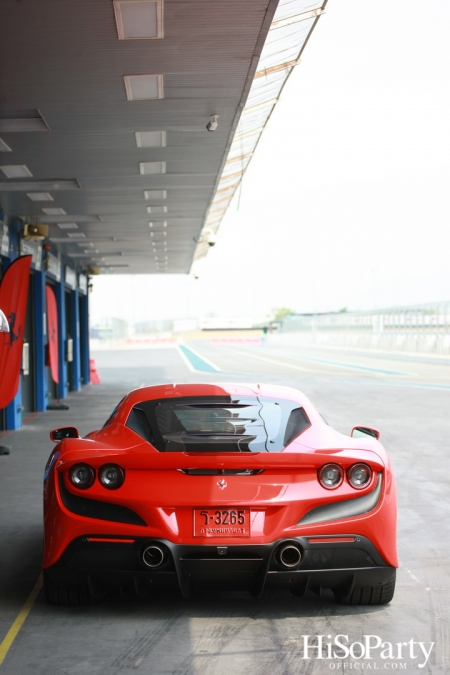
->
[49, 237, 89, 243]
[27, 192, 54, 201]
[42, 207, 66, 215]
[124, 74, 163, 100]
[68, 252, 100, 257]
[0, 164, 33, 178]
[135, 130, 166, 148]
[114, 0, 163, 39]
[91, 251, 123, 257]
[147, 206, 167, 214]
[0, 138, 12, 152]
[0, 179, 80, 192]
[57, 222, 78, 230]
[0, 119, 47, 132]
[139, 161, 166, 175]
[144, 190, 167, 200]
[149, 221, 167, 228]
[0, 113, 48, 132]
[35, 215, 98, 223]
[67, 232, 86, 239]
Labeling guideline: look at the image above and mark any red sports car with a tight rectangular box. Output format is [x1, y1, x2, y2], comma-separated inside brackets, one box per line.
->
[43, 383, 397, 605]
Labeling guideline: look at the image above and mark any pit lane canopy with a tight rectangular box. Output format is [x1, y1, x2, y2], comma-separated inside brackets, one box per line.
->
[0, 0, 326, 275]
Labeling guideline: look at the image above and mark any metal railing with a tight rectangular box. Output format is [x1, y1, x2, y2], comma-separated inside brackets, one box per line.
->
[278, 302, 450, 355]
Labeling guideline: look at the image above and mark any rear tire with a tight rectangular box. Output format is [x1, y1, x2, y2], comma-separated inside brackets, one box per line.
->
[43, 572, 97, 606]
[334, 571, 396, 605]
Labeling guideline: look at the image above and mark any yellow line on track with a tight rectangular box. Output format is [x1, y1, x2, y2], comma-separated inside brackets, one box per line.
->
[0, 573, 43, 665]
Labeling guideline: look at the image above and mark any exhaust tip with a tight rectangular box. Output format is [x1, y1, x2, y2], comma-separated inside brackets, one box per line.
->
[142, 545, 165, 568]
[277, 543, 302, 568]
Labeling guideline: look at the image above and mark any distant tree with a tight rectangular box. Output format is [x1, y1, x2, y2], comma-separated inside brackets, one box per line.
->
[271, 307, 294, 321]
[338, 307, 348, 313]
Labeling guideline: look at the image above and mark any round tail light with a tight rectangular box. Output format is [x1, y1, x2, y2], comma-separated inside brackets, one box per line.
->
[318, 463, 343, 489]
[348, 463, 372, 489]
[69, 463, 95, 490]
[99, 464, 125, 490]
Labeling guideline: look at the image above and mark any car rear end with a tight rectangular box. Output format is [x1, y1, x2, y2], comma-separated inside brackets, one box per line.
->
[43, 390, 396, 604]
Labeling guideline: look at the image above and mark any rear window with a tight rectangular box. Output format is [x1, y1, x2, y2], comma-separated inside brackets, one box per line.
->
[126, 396, 310, 452]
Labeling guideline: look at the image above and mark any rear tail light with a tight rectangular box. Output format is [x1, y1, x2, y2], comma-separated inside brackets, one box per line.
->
[69, 463, 95, 490]
[98, 464, 125, 490]
[318, 463, 343, 489]
[347, 463, 372, 489]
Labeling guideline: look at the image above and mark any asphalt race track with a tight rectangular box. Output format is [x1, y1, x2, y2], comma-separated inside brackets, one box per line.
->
[1, 340, 449, 674]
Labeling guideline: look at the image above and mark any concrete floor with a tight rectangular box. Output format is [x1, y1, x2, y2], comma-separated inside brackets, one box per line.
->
[0, 341, 449, 674]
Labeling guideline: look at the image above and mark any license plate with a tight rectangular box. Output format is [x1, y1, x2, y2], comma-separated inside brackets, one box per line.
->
[193, 508, 251, 537]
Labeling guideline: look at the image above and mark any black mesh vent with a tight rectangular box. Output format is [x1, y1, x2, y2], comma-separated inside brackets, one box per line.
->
[58, 474, 146, 526]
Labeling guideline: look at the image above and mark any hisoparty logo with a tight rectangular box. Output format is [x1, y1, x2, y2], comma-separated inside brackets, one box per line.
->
[301, 635, 434, 669]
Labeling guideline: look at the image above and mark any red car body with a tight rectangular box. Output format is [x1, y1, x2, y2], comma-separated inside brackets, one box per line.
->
[43, 383, 397, 605]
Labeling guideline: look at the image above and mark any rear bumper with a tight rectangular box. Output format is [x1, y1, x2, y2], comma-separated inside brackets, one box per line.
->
[44, 534, 395, 598]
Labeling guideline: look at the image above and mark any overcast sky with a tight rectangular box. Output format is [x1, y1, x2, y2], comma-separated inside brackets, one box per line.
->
[91, 0, 450, 325]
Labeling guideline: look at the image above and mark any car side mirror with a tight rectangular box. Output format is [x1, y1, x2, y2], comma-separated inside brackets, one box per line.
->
[50, 427, 80, 442]
[351, 426, 380, 440]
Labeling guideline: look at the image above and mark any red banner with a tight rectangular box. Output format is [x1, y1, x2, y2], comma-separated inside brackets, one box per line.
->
[0, 255, 32, 409]
[46, 285, 59, 384]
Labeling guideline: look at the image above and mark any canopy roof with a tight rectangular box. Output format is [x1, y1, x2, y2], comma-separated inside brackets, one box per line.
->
[0, 0, 326, 274]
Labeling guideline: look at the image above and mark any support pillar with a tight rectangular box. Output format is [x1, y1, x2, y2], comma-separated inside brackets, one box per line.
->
[55, 280, 68, 399]
[71, 289, 81, 391]
[34, 270, 48, 410]
[80, 293, 90, 384]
